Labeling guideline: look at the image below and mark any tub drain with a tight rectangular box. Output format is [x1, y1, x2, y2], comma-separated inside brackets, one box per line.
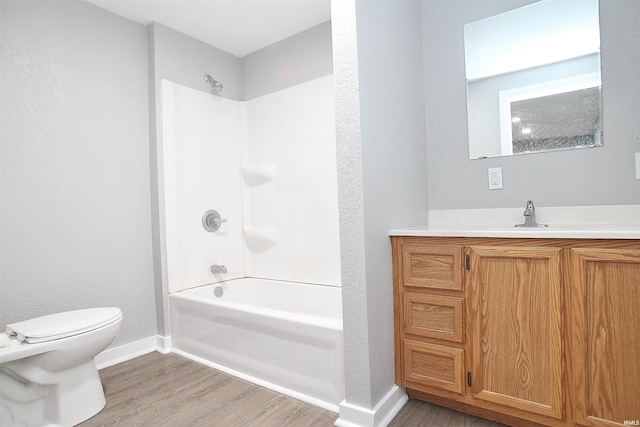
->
[214, 286, 224, 297]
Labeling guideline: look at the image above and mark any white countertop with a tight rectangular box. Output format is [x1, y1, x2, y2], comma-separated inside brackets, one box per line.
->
[389, 223, 640, 239]
[389, 205, 640, 239]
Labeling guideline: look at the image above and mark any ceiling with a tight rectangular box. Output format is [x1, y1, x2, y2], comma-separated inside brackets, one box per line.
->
[84, 0, 331, 58]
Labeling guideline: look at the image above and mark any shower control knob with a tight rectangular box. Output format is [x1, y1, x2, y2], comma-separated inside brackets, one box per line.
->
[213, 217, 227, 227]
[202, 210, 227, 232]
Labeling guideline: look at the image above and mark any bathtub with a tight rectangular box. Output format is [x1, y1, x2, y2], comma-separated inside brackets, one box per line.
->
[169, 278, 345, 412]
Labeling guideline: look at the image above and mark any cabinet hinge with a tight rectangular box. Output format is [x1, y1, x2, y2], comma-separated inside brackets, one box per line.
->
[465, 254, 470, 270]
[467, 372, 472, 387]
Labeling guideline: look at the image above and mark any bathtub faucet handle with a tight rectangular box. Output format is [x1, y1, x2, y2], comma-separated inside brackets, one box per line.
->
[202, 210, 227, 232]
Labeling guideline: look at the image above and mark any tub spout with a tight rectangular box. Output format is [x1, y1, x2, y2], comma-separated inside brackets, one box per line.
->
[211, 265, 227, 274]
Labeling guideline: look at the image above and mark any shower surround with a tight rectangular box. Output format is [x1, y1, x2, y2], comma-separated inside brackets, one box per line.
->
[160, 75, 343, 409]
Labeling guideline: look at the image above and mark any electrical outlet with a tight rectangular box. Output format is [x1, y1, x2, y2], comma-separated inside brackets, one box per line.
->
[636, 153, 640, 180]
[488, 167, 503, 190]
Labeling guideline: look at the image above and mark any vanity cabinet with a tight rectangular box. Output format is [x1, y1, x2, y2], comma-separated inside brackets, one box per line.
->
[393, 236, 640, 427]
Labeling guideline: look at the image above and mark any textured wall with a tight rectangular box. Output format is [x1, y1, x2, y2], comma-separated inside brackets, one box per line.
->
[423, 0, 640, 210]
[331, 0, 371, 408]
[0, 0, 157, 346]
[356, 0, 428, 408]
[332, 0, 428, 413]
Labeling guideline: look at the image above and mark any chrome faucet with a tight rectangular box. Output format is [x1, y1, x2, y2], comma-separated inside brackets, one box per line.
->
[210, 265, 227, 274]
[515, 200, 548, 228]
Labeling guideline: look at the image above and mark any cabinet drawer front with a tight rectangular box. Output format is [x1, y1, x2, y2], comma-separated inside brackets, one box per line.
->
[401, 245, 464, 290]
[404, 340, 464, 394]
[404, 293, 464, 343]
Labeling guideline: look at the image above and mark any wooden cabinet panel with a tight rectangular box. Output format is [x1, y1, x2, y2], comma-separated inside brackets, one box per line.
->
[404, 293, 464, 343]
[570, 248, 640, 427]
[404, 339, 464, 395]
[401, 244, 464, 291]
[469, 246, 563, 420]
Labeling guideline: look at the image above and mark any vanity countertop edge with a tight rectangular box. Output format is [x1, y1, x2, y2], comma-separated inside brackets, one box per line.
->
[389, 204, 640, 239]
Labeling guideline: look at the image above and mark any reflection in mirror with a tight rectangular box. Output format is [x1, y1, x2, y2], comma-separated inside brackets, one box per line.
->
[510, 85, 601, 155]
[464, 0, 602, 159]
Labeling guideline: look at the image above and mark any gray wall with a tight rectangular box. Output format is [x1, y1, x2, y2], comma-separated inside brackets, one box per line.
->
[332, 0, 427, 410]
[423, 0, 640, 210]
[0, 0, 157, 346]
[242, 22, 333, 100]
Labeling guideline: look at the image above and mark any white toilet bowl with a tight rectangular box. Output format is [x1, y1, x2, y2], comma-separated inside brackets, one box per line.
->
[0, 307, 123, 427]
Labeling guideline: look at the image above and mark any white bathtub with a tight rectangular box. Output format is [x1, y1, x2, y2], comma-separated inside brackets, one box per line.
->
[169, 278, 345, 412]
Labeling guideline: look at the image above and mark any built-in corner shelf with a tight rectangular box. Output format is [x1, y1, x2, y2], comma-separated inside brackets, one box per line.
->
[243, 227, 279, 253]
[241, 164, 276, 186]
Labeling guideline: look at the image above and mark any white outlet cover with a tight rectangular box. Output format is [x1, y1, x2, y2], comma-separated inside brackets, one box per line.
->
[636, 152, 640, 180]
[488, 167, 503, 190]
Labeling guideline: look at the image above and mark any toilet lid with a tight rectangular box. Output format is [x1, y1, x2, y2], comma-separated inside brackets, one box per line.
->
[5, 307, 122, 344]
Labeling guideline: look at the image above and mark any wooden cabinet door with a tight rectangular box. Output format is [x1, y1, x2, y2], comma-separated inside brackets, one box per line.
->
[468, 246, 563, 420]
[570, 248, 640, 427]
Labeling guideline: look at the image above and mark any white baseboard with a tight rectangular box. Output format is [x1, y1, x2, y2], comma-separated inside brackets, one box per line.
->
[95, 335, 170, 369]
[335, 386, 408, 427]
[156, 335, 172, 354]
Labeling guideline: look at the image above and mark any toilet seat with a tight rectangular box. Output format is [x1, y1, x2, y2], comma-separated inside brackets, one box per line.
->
[5, 307, 123, 343]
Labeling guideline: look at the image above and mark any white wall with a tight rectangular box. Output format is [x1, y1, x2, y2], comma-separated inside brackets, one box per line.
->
[161, 81, 246, 293]
[423, 0, 640, 210]
[243, 75, 341, 286]
[0, 0, 157, 347]
[464, 0, 600, 80]
[160, 77, 341, 293]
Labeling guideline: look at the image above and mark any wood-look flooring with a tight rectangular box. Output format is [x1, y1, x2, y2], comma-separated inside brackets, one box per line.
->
[80, 352, 506, 426]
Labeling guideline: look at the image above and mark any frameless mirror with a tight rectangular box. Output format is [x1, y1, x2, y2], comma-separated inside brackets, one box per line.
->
[464, 0, 602, 159]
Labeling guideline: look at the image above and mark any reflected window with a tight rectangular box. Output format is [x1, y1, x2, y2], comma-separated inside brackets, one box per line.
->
[498, 72, 602, 155]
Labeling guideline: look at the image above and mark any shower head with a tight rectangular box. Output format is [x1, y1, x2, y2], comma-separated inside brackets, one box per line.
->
[204, 74, 223, 95]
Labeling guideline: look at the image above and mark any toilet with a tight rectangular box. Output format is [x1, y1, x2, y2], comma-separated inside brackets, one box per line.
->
[0, 307, 123, 427]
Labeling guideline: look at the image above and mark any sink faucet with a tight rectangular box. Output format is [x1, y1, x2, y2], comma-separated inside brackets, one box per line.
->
[211, 264, 227, 274]
[515, 200, 548, 228]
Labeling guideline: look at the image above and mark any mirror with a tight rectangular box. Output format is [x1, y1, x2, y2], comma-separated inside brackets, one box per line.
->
[464, 0, 602, 159]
